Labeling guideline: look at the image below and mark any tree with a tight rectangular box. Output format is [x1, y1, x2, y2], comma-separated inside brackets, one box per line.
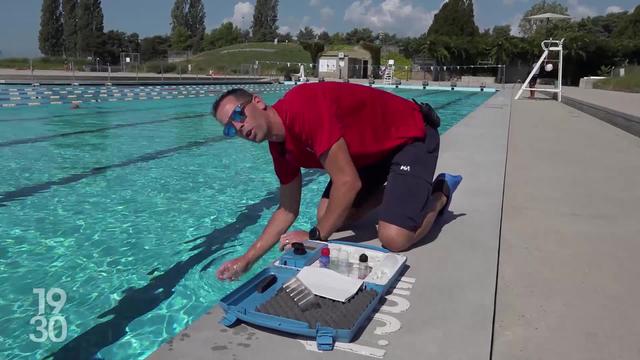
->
[141, 35, 171, 62]
[581, 12, 629, 39]
[252, 0, 279, 42]
[345, 28, 375, 44]
[279, 32, 293, 42]
[376, 32, 401, 46]
[62, 0, 78, 58]
[297, 26, 316, 42]
[329, 32, 346, 44]
[614, 5, 640, 40]
[203, 22, 242, 50]
[240, 29, 251, 42]
[187, 0, 206, 52]
[518, 0, 569, 37]
[126, 33, 140, 53]
[77, 0, 105, 58]
[317, 31, 330, 43]
[420, 36, 451, 65]
[427, 0, 479, 38]
[101, 30, 127, 64]
[299, 41, 324, 68]
[39, 0, 64, 56]
[171, 0, 188, 34]
[171, 26, 191, 51]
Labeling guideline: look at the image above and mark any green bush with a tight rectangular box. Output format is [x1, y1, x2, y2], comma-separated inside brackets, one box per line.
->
[0, 57, 32, 69]
[594, 70, 640, 93]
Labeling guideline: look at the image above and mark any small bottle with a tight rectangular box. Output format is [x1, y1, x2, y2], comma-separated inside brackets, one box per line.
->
[330, 247, 340, 270]
[319, 247, 330, 268]
[358, 253, 370, 279]
[339, 249, 350, 276]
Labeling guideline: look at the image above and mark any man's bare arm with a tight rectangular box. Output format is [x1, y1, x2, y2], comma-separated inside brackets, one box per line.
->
[316, 138, 361, 240]
[241, 173, 302, 265]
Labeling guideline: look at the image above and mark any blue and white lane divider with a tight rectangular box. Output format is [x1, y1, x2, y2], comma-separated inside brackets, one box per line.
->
[0, 84, 293, 107]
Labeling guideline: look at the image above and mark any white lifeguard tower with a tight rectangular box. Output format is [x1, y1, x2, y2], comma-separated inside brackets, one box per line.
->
[515, 13, 571, 102]
[294, 64, 306, 82]
[383, 59, 395, 85]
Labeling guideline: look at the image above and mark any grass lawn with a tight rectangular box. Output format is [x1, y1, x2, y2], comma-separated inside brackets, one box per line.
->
[0, 57, 88, 70]
[594, 69, 640, 93]
[183, 42, 312, 75]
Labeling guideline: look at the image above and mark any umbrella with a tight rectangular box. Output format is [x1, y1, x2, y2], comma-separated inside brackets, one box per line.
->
[527, 13, 571, 20]
[527, 12, 571, 38]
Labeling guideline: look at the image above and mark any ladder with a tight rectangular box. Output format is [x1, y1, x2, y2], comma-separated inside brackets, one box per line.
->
[515, 38, 564, 102]
[383, 66, 394, 85]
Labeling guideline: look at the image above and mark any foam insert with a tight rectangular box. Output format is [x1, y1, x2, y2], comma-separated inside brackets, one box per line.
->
[257, 286, 378, 330]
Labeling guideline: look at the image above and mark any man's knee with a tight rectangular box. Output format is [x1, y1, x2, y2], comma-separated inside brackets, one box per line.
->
[378, 221, 415, 252]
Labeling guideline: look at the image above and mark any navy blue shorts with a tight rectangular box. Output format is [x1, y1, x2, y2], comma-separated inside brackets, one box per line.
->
[322, 126, 440, 232]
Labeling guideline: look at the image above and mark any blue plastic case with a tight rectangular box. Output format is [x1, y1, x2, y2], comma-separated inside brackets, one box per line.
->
[219, 241, 406, 351]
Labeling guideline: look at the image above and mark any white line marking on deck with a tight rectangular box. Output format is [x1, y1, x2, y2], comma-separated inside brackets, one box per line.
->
[400, 276, 415, 283]
[391, 289, 411, 296]
[380, 295, 410, 313]
[298, 340, 386, 358]
[372, 313, 402, 335]
[394, 281, 413, 289]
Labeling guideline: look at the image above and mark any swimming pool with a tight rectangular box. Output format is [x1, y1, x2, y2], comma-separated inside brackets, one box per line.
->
[0, 84, 494, 359]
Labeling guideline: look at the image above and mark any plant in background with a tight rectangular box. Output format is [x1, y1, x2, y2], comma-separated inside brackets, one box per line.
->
[597, 65, 614, 77]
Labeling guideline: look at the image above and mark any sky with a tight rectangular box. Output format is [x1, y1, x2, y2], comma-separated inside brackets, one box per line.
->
[0, 0, 637, 57]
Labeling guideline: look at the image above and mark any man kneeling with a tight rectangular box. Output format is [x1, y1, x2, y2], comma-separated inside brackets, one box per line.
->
[212, 82, 462, 280]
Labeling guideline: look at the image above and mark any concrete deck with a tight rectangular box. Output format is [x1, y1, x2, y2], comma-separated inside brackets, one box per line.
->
[562, 86, 640, 117]
[149, 87, 640, 360]
[493, 97, 640, 359]
[561, 86, 640, 137]
[149, 89, 512, 359]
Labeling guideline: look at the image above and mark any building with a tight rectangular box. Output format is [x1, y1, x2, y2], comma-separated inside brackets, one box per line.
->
[317, 47, 373, 79]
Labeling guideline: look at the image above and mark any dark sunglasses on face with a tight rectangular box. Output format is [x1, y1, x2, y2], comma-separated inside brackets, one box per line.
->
[223, 100, 251, 137]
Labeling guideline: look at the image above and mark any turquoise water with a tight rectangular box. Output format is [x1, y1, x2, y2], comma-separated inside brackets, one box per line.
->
[0, 84, 493, 359]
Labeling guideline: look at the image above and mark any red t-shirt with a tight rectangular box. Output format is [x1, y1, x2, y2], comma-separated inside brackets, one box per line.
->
[269, 82, 426, 184]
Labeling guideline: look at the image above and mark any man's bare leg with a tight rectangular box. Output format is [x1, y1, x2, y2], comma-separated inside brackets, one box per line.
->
[316, 187, 385, 228]
[377, 192, 447, 252]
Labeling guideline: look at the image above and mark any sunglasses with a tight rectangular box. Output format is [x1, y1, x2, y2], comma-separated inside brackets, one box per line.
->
[223, 100, 251, 137]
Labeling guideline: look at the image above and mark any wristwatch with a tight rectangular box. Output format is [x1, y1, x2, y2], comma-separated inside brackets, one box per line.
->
[308, 226, 324, 241]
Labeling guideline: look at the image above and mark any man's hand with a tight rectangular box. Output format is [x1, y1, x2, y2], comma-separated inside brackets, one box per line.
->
[278, 230, 308, 251]
[216, 256, 251, 281]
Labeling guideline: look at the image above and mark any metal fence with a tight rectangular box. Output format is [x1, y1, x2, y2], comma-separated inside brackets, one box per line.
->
[0, 57, 506, 86]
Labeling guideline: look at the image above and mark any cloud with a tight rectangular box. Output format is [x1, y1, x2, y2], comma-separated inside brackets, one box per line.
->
[280, 14, 326, 36]
[223, 2, 254, 29]
[309, 0, 321, 6]
[344, 0, 438, 36]
[606, 5, 624, 13]
[567, 0, 596, 18]
[502, 0, 527, 5]
[320, 7, 335, 21]
[279, 26, 291, 34]
[311, 26, 327, 34]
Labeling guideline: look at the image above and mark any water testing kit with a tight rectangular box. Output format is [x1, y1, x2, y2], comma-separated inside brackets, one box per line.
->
[218, 241, 407, 351]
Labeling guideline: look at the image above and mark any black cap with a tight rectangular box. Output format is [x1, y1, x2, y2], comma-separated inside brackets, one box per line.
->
[292, 242, 307, 255]
[359, 253, 368, 262]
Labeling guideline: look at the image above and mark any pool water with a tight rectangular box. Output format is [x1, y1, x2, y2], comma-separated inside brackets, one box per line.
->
[0, 84, 494, 359]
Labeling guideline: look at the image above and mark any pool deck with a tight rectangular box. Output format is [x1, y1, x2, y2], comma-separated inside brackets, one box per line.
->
[149, 87, 640, 359]
[494, 88, 640, 360]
